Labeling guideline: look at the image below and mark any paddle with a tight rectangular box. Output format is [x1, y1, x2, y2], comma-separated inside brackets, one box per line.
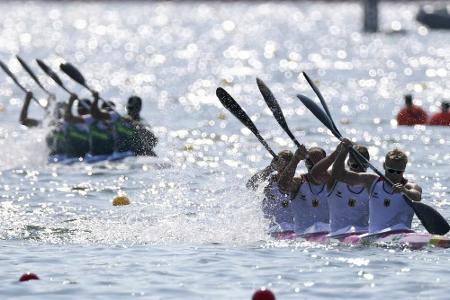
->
[36, 59, 93, 112]
[297, 93, 450, 235]
[216, 87, 277, 158]
[36, 59, 73, 95]
[0, 59, 45, 108]
[16, 55, 52, 96]
[256, 78, 301, 148]
[302, 72, 342, 137]
[59, 62, 95, 92]
[60, 62, 117, 114]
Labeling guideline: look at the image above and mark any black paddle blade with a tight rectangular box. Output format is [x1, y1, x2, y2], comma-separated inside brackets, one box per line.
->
[296, 94, 339, 138]
[36, 59, 64, 87]
[303, 72, 342, 137]
[256, 78, 300, 148]
[216, 87, 276, 158]
[60, 62, 86, 87]
[409, 200, 450, 235]
[16, 55, 48, 94]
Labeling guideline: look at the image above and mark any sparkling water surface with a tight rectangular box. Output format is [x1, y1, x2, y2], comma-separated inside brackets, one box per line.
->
[0, 1, 449, 299]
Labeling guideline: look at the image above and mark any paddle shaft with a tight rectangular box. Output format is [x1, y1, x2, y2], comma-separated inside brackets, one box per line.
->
[36, 60, 93, 111]
[0, 60, 44, 108]
[16, 55, 51, 96]
[303, 72, 341, 136]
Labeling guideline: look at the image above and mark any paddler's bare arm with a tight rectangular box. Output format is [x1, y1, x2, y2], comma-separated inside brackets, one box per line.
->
[331, 139, 377, 191]
[278, 145, 307, 194]
[90, 91, 110, 120]
[19, 91, 40, 127]
[64, 94, 84, 124]
[393, 182, 422, 202]
[311, 142, 344, 188]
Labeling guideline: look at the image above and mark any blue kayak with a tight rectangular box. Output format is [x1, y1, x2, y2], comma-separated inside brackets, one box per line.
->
[48, 154, 66, 164]
[85, 153, 110, 164]
[48, 151, 135, 165]
[107, 151, 135, 161]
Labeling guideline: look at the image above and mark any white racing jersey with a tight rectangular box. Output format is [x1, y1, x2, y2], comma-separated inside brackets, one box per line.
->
[262, 176, 295, 233]
[327, 181, 369, 237]
[368, 178, 414, 233]
[290, 175, 330, 234]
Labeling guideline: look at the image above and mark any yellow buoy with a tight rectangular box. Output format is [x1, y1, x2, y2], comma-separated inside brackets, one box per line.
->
[183, 144, 194, 151]
[112, 195, 130, 206]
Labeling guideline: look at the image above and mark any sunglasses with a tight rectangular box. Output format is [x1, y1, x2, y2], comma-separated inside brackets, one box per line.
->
[386, 167, 404, 174]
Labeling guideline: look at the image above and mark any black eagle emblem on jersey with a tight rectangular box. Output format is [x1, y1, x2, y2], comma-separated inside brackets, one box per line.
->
[312, 198, 319, 208]
[384, 198, 391, 207]
[348, 198, 356, 208]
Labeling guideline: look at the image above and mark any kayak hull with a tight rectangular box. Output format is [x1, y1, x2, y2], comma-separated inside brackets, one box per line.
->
[48, 151, 135, 165]
[272, 230, 450, 249]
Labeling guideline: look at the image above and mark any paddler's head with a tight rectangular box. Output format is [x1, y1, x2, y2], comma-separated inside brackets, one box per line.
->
[383, 148, 408, 182]
[127, 96, 142, 119]
[101, 100, 116, 112]
[305, 147, 326, 172]
[347, 144, 369, 173]
[404, 94, 413, 108]
[271, 150, 293, 173]
[77, 99, 92, 116]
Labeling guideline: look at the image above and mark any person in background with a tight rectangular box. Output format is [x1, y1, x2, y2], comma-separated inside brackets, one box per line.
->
[87, 91, 116, 158]
[247, 150, 295, 235]
[396, 94, 428, 126]
[19, 91, 66, 160]
[19, 91, 41, 128]
[428, 101, 450, 126]
[64, 94, 92, 159]
[97, 95, 158, 157]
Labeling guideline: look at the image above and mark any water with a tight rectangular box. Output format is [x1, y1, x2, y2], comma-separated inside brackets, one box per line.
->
[0, 1, 449, 299]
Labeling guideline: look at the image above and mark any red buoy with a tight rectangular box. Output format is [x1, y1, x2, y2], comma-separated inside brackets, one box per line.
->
[19, 273, 39, 282]
[252, 288, 275, 300]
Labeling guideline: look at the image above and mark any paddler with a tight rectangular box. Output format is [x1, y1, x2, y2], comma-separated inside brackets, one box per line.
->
[428, 101, 450, 126]
[332, 138, 422, 235]
[311, 142, 370, 237]
[118, 96, 158, 156]
[246, 150, 295, 234]
[64, 94, 92, 159]
[278, 145, 330, 235]
[19, 91, 41, 128]
[19, 91, 67, 161]
[86, 91, 116, 158]
[396, 94, 428, 126]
